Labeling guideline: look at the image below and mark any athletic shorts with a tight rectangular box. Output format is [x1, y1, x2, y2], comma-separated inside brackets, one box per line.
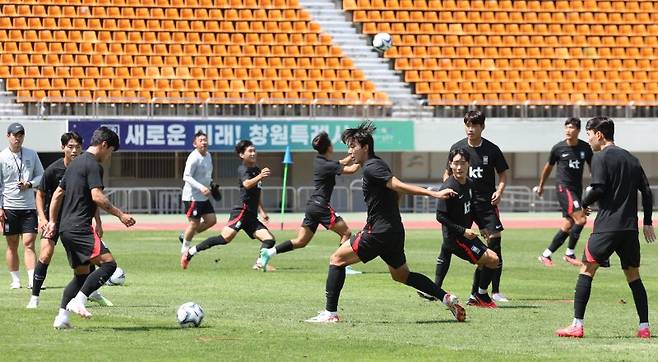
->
[443, 234, 488, 264]
[226, 205, 268, 239]
[301, 200, 343, 233]
[350, 228, 406, 269]
[556, 185, 583, 217]
[3, 209, 38, 236]
[583, 230, 640, 269]
[183, 200, 215, 219]
[472, 202, 504, 234]
[60, 226, 110, 268]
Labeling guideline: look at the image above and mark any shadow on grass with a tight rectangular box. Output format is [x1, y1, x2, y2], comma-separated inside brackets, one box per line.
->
[366, 319, 468, 325]
[495, 305, 541, 309]
[84, 325, 202, 332]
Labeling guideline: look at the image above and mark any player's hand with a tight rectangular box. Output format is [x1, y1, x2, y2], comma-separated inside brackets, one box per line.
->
[533, 185, 544, 197]
[434, 188, 457, 199]
[17, 181, 30, 191]
[119, 213, 136, 227]
[643, 225, 656, 243]
[584, 206, 592, 216]
[38, 215, 48, 231]
[464, 228, 478, 240]
[491, 190, 503, 205]
[44, 221, 57, 239]
[260, 167, 271, 179]
[200, 186, 210, 197]
[261, 213, 270, 223]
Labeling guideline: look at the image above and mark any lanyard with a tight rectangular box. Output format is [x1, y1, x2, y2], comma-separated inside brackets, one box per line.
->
[12, 150, 23, 182]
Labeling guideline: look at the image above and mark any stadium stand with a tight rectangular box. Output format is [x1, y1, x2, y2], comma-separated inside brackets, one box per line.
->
[0, 0, 390, 109]
[346, 0, 658, 106]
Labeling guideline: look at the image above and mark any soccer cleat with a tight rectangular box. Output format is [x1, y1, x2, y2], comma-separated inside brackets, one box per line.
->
[492, 293, 509, 302]
[305, 310, 340, 323]
[26, 296, 39, 309]
[258, 248, 271, 273]
[178, 232, 184, 244]
[10, 280, 21, 289]
[53, 316, 73, 330]
[180, 251, 191, 269]
[88, 291, 114, 307]
[473, 293, 497, 308]
[417, 290, 438, 301]
[444, 294, 466, 322]
[66, 299, 92, 319]
[556, 324, 584, 338]
[538, 255, 554, 267]
[345, 266, 363, 275]
[252, 261, 276, 272]
[637, 327, 651, 339]
[466, 295, 478, 306]
[563, 254, 582, 267]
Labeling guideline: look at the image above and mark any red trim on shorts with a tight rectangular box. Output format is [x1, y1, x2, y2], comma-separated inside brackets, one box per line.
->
[328, 205, 336, 229]
[351, 231, 362, 253]
[456, 239, 479, 263]
[90, 226, 102, 259]
[185, 201, 196, 218]
[227, 204, 247, 226]
[566, 188, 574, 215]
[584, 237, 596, 264]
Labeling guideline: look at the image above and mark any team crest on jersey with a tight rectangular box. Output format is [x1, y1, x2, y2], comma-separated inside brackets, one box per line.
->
[580, 151, 585, 159]
[235, 221, 242, 228]
[471, 245, 481, 254]
[193, 210, 198, 217]
[482, 156, 489, 165]
[25, 160, 31, 168]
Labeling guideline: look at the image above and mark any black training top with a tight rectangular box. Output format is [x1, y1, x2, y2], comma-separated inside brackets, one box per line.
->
[39, 157, 66, 221]
[548, 139, 593, 192]
[237, 164, 262, 214]
[590, 145, 652, 233]
[450, 138, 509, 203]
[362, 156, 403, 233]
[310, 155, 342, 204]
[436, 176, 473, 238]
[58, 152, 103, 233]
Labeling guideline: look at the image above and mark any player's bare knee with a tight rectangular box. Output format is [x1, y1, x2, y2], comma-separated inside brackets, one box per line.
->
[390, 269, 408, 283]
[623, 267, 640, 282]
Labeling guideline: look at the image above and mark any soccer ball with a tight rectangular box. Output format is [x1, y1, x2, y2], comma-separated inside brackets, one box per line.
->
[105, 267, 125, 286]
[177, 302, 205, 328]
[372, 32, 393, 52]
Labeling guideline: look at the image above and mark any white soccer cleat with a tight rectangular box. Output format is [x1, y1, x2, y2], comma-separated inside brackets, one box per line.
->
[88, 290, 114, 307]
[26, 296, 39, 309]
[10, 280, 21, 289]
[443, 293, 466, 322]
[305, 310, 340, 323]
[345, 266, 363, 275]
[53, 315, 73, 330]
[492, 293, 509, 302]
[66, 299, 92, 319]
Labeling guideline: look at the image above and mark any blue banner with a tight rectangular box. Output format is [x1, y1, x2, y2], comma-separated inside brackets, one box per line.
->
[68, 119, 414, 152]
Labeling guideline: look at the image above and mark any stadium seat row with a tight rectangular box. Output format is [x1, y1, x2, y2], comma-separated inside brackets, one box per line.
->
[344, 0, 657, 12]
[386, 46, 657, 59]
[414, 81, 658, 93]
[353, 10, 658, 23]
[394, 57, 658, 71]
[0, 0, 301, 10]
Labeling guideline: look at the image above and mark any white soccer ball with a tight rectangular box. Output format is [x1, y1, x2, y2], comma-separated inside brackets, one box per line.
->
[105, 267, 125, 286]
[372, 32, 393, 52]
[177, 302, 205, 328]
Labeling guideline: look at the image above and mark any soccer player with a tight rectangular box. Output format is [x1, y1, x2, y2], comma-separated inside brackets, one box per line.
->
[0, 122, 44, 289]
[26, 132, 112, 309]
[179, 131, 216, 254]
[535, 118, 593, 267]
[181, 140, 277, 271]
[305, 122, 466, 323]
[45, 127, 136, 329]
[258, 131, 360, 273]
[432, 148, 500, 308]
[556, 117, 655, 338]
[436, 111, 509, 304]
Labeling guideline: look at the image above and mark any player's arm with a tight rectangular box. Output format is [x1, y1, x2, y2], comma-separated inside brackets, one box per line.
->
[243, 167, 270, 190]
[341, 163, 360, 175]
[0, 164, 5, 222]
[36, 189, 47, 230]
[387, 176, 456, 199]
[94, 207, 103, 238]
[338, 155, 352, 166]
[28, 153, 44, 189]
[258, 196, 269, 222]
[638, 168, 655, 243]
[91, 188, 135, 227]
[535, 163, 553, 196]
[490, 169, 507, 205]
[44, 186, 64, 238]
[183, 159, 209, 196]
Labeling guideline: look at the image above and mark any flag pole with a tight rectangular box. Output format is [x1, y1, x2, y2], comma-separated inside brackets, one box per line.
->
[280, 145, 293, 230]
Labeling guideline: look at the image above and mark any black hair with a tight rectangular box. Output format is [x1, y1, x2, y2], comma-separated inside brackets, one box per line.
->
[61, 131, 83, 146]
[193, 130, 207, 140]
[340, 121, 376, 157]
[446, 148, 470, 176]
[463, 110, 485, 125]
[564, 117, 581, 129]
[90, 126, 120, 151]
[235, 139, 254, 155]
[585, 116, 614, 141]
[312, 131, 331, 154]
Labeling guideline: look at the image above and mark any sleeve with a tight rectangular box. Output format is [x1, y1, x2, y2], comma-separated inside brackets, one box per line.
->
[364, 160, 392, 184]
[331, 160, 342, 176]
[59, 168, 68, 191]
[494, 145, 510, 173]
[38, 166, 51, 191]
[585, 146, 594, 167]
[0, 159, 4, 208]
[182, 154, 206, 191]
[238, 165, 252, 183]
[638, 166, 653, 226]
[86, 160, 104, 190]
[548, 145, 559, 165]
[590, 153, 607, 187]
[29, 151, 44, 187]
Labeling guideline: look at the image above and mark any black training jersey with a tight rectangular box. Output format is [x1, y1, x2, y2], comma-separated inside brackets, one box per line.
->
[436, 176, 473, 238]
[590, 145, 651, 233]
[39, 158, 66, 220]
[58, 152, 103, 233]
[450, 138, 509, 203]
[548, 139, 593, 191]
[310, 155, 342, 204]
[237, 164, 261, 214]
[362, 156, 403, 233]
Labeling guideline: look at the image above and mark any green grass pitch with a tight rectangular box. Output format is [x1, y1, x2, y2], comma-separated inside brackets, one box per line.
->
[1, 228, 656, 361]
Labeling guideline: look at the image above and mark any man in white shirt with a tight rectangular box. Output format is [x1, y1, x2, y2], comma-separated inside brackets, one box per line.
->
[0, 123, 44, 289]
[179, 131, 216, 253]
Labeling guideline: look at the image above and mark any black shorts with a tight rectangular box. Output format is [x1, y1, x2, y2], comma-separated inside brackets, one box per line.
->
[443, 234, 488, 264]
[472, 202, 504, 234]
[227, 205, 268, 239]
[60, 226, 110, 268]
[350, 228, 406, 269]
[556, 185, 583, 217]
[583, 230, 640, 269]
[3, 209, 38, 236]
[183, 200, 215, 219]
[301, 200, 343, 233]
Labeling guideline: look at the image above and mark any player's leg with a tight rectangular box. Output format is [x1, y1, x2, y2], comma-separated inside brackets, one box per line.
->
[22, 232, 37, 289]
[330, 219, 362, 275]
[434, 243, 452, 288]
[539, 217, 573, 267]
[260, 226, 314, 265]
[564, 209, 586, 266]
[54, 264, 91, 328]
[618, 232, 650, 338]
[5, 234, 21, 288]
[473, 249, 499, 308]
[556, 261, 598, 337]
[26, 237, 56, 308]
[487, 231, 505, 299]
[182, 226, 237, 269]
[196, 212, 217, 234]
[252, 227, 276, 271]
[181, 217, 201, 252]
